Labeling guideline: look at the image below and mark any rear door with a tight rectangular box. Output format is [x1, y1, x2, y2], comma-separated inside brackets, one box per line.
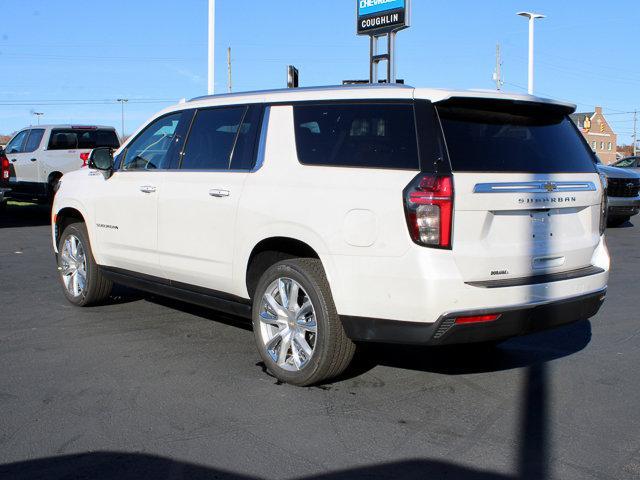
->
[21, 128, 45, 184]
[158, 104, 263, 292]
[436, 99, 603, 284]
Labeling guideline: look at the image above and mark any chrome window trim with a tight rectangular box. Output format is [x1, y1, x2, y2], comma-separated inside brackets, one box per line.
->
[474, 181, 597, 194]
[108, 106, 270, 175]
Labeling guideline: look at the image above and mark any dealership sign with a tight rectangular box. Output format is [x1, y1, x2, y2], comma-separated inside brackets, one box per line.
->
[357, 0, 410, 35]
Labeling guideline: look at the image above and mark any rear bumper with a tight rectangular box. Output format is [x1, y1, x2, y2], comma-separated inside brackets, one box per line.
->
[608, 195, 640, 217]
[341, 288, 606, 346]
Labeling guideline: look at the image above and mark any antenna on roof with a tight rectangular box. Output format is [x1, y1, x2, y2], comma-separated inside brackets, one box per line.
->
[287, 66, 299, 89]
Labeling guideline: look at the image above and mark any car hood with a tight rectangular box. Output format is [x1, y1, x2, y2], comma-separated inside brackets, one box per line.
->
[596, 164, 640, 179]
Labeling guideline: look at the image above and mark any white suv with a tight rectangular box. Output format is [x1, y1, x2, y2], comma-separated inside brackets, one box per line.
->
[1, 125, 119, 203]
[52, 85, 610, 386]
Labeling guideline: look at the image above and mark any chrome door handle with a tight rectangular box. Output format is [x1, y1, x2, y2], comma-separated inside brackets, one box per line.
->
[30, 158, 37, 162]
[139, 185, 157, 194]
[209, 189, 230, 198]
[10, 159, 17, 163]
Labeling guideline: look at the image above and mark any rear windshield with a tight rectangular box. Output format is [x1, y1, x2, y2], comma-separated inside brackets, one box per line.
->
[293, 103, 419, 170]
[48, 129, 120, 150]
[437, 100, 597, 173]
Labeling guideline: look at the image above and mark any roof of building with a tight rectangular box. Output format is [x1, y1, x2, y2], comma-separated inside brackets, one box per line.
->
[569, 112, 595, 125]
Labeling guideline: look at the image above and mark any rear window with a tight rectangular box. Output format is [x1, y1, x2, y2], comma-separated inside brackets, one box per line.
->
[293, 103, 419, 170]
[437, 100, 597, 173]
[48, 129, 120, 150]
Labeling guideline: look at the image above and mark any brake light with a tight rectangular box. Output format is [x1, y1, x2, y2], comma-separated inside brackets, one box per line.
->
[1, 154, 9, 181]
[455, 314, 501, 325]
[404, 174, 454, 248]
[80, 152, 90, 167]
[599, 173, 608, 235]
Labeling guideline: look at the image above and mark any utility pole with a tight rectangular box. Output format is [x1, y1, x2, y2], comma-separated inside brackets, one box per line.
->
[33, 112, 44, 125]
[493, 43, 503, 91]
[227, 47, 232, 93]
[517, 12, 545, 95]
[634, 111, 638, 156]
[117, 99, 128, 141]
[208, 0, 215, 95]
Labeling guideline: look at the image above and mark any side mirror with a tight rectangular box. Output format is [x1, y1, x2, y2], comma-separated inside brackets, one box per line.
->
[88, 147, 114, 171]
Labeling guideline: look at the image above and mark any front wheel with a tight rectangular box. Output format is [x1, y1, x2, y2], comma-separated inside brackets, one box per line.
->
[252, 258, 355, 386]
[57, 221, 112, 306]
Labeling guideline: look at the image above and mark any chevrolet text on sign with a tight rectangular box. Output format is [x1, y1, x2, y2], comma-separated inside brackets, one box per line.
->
[357, 0, 409, 35]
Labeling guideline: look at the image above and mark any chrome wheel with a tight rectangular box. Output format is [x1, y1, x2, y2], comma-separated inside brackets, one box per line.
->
[59, 234, 87, 298]
[258, 277, 317, 372]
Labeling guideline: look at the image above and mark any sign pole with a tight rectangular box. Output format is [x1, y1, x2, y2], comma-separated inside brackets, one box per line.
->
[357, 0, 410, 84]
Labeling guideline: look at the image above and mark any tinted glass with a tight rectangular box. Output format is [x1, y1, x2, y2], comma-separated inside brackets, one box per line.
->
[615, 158, 639, 168]
[48, 129, 119, 150]
[24, 129, 45, 153]
[293, 104, 420, 170]
[181, 107, 246, 170]
[6, 130, 29, 154]
[230, 105, 262, 171]
[123, 113, 182, 170]
[437, 102, 597, 173]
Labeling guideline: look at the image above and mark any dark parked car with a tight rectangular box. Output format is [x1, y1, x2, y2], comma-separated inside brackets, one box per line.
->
[613, 156, 640, 173]
[595, 160, 640, 226]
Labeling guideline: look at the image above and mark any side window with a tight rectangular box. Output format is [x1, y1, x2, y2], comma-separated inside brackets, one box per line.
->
[6, 130, 29, 154]
[122, 113, 183, 171]
[180, 107, 246, 170]
[293, 103, 420, 170]
[24, 129, 45, 153]
[230, 105, 263, 171]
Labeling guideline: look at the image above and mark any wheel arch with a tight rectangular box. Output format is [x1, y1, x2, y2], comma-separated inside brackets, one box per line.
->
[54, 207, 86, 249]
[245, 236, 323, 300]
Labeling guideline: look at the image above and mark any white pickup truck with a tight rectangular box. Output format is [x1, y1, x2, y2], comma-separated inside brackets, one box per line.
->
[0, 125, 120, 204]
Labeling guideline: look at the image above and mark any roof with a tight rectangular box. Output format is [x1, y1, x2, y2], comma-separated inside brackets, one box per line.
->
[185, 84, 576, 112]
[569, 111, 595, 125]
[19, 124, 117, 130]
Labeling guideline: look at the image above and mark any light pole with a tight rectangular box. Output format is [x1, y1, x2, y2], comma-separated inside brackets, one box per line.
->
[208, 0, 215, 95]
[117, 99, 128, 140]
[517, 11, 545, 95]
[33, 112, 44, 125]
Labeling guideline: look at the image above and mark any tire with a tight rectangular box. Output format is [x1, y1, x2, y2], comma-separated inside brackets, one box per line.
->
[252, 258, 356, 386]
[57, 221, 112, 307]
[607, 216, 630, 228]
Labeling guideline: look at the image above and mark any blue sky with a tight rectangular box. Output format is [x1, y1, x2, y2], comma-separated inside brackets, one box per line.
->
[1, 0, 638, 143]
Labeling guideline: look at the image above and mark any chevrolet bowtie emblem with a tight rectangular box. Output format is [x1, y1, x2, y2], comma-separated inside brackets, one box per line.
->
[544, 182, 557, 192]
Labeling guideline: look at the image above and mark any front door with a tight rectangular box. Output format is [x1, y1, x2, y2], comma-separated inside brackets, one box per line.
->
[94, 112, 186, 277]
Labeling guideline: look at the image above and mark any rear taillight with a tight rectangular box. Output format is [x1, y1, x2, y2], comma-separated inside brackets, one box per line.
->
[80, 152, 90, 167]
[404, 174, 454, 249]
[1, 154, 9, 181]
[599, 173, 608, 235]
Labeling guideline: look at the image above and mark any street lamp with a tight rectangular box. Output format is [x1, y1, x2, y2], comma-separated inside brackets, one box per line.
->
[33, 112, 44, 125]
[116, 98, 128, 141]
[517, 11, 545, 95]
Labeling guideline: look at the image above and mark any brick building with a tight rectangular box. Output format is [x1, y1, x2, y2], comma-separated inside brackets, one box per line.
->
[570, 106, 618, 164]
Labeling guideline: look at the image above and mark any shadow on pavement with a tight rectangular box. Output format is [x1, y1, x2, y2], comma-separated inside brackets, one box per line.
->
[0, 454, 514, 480]
[0, 202, 51, 228]
[344, 319, 591, 378]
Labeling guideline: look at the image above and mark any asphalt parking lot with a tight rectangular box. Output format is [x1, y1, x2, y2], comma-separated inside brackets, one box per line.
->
[1, 203, 639, 480]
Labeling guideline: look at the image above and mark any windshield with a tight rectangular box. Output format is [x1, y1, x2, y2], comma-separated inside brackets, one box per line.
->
[437, 100, 597, 174]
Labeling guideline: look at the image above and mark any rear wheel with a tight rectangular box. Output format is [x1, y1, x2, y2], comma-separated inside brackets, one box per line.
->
[252, 258, 355, 386]
[57, 221, 112, 306]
